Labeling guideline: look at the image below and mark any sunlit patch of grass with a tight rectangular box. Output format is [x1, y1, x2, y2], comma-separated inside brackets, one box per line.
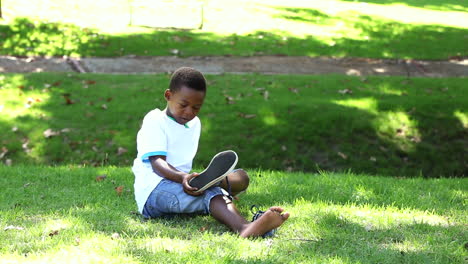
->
[373, 111, 421, 152]
[454, 110, 468, 129]
[332, 98, 378, 114]
[1, 0, 467, 59]
[1, 73, 466, 176]
[0, 166, 466, 263]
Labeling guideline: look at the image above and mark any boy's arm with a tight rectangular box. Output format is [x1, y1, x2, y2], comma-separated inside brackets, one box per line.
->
[149, 155, 202, 196]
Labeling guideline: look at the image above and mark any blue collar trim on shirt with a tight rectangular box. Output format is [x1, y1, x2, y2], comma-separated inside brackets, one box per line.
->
[167, 115, 189, 128]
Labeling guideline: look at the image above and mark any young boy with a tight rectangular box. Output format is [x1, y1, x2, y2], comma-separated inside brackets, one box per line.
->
[132, 67, 289, 238]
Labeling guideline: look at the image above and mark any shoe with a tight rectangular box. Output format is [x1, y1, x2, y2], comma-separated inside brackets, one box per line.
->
[189, 150, 238, 193]
[250, 205, 276, 238]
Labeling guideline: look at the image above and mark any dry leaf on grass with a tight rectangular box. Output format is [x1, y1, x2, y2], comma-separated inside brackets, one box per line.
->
[238, 113, 256, 119]
[0, 147, 8, 159]
[96, 174, 107, 182]
[115, 186, 124, 195]
[338, 89, 353, 95]
[62, 93, 74, 105]
[111, 233, 120, 240]
[263, 90, 269, 100]
[117, 147, 128, 156]
[43, 129, 60, 138]
[48, 230, 59, 237]
[337, 152, 348, 160]
[288, 87, 299, 94]
[225, 95, 235, 104]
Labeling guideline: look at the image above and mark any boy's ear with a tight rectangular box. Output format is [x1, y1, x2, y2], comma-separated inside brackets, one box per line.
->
[164, 89, 172, 101]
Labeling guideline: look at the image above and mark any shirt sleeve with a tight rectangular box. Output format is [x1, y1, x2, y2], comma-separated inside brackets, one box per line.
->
[137, 110, 167, 162]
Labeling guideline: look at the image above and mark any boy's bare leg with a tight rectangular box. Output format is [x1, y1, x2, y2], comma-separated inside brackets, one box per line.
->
[219, 169, 250, 196]
[209, 195, 289, 238]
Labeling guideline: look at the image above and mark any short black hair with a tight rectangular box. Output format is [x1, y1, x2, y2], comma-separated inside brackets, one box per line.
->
[169, 67, 206, 93]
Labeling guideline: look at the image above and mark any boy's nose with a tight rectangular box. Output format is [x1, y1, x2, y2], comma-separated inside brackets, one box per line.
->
[184, 107, 194, 117]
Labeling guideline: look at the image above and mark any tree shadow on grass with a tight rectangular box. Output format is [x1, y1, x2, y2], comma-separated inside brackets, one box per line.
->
[0, 16, 467, 59]
[0, 73, 466, 177]
[337, 0, 468, 12]
[0, 166, 465, 263]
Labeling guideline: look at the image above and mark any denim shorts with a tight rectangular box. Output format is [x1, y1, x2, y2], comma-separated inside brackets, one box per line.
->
[142, 179, 225, 218]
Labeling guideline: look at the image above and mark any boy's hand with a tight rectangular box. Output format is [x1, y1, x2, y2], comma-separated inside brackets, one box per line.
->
[182, 172, 203, 196]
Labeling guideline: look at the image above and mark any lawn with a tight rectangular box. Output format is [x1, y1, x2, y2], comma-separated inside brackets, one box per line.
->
[1, 0, 467, 59]
[0, 165, 466, 263]
[0, 73, 466, 177]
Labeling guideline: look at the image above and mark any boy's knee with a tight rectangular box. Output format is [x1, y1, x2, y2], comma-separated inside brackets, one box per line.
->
[233, 169, 250, 190]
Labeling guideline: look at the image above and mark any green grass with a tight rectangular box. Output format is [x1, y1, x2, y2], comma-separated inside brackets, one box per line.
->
[1, 0, 467, 59]
[0, 73, 466, 177]
[0, 165, 466, 263]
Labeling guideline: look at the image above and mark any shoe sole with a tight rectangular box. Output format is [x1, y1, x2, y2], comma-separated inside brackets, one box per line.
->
[189, 150, 238, 193]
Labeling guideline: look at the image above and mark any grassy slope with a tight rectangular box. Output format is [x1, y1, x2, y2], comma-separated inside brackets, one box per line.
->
[0, 165, 466, 263]
[1, 73, 467, 177]
[0, 0, 467, 59]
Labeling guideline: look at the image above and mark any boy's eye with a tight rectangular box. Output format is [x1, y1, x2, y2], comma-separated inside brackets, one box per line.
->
[179, 104, 188, 108]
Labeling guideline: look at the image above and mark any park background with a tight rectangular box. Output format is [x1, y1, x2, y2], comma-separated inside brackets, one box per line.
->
[0, 0, 467, 263]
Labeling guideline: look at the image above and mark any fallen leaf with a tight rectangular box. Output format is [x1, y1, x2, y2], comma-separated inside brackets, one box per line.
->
[337, 152, 347, 160]
[238, 113, 256, 119]
[115, 186, 124, 195]
[62, 93, 74, 105]
[199, 226, 208, 232]
[288, 87, 299, 94]
[396, 128, 406, 137]
[23, 183, 32, 188]
[0, 147, 8, 159]
[117, 147, 128, 156]
[225, 96, 235, 104]
[61, 128, 71, 133]
[48, 230, 59, 237]
[96, 174, 107, 182]
[106, 97, 113, 102]
[338, 89, 353, 95]
[5, 159, 12, 166]
[281, 145, 287, 151]
[170, 49, 179, 55]
[263, 90, 269, 100]
[4, 225, 24, 231]
[43, 129, 60, 138]
[22, 140, 31, 153]
[101, 104, 108, 110]
[52, 81, 62, 87]
[370, 156, 377, 162]
[85, 80, 96, 85]
[111, 233, 120, 240]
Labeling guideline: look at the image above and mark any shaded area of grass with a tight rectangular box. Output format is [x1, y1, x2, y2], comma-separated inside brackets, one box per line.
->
[1, 15, 467, 59]
[0, 73, 466, 177]
[0, 166, 466, 263]
[338, 0, 468, 12]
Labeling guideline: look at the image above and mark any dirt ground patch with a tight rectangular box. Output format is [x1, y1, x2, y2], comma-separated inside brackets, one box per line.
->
[1, 55, 467, 77]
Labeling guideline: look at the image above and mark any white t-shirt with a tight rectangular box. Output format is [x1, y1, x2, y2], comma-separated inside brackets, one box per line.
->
[132, 108, 201, 213]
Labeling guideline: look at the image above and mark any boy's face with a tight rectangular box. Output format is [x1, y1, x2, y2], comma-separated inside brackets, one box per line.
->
[165, 86, 205, 125]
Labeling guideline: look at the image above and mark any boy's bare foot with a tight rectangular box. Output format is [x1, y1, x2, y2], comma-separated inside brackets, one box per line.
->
[239, 206, 290, 238]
